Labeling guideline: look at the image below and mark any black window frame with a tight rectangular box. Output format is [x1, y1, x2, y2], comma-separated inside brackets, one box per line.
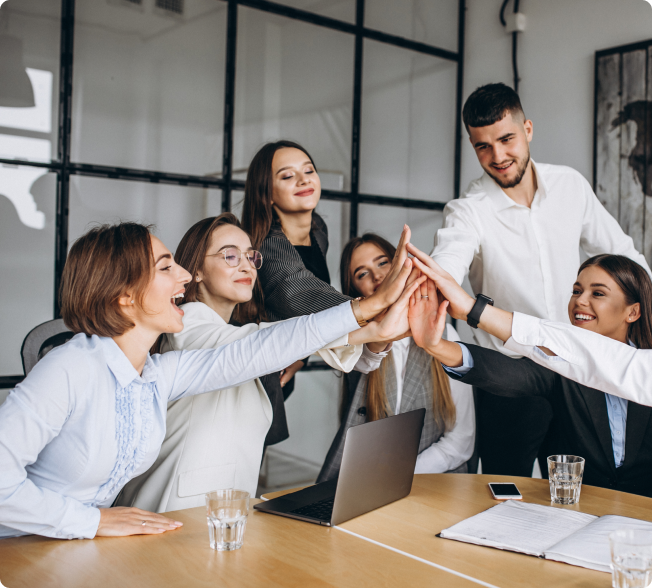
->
[0, 0, 465, 387]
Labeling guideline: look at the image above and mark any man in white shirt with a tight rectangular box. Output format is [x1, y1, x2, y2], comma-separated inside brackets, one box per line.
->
[431, 83, 650, 477]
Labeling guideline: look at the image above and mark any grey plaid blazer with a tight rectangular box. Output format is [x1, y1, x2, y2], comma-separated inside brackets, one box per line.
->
[258, 213, 350, 322]
[317, 339, 468, 483]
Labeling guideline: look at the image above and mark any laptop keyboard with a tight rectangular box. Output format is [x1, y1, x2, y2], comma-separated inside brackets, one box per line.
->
[289, 496, 335, 521]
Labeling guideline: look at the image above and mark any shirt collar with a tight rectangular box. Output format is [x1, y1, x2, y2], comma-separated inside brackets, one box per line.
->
[482, 159, 546, 212]
[98, 336, 160, 387]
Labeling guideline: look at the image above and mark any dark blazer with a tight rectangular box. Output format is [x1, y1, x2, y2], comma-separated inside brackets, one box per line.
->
[258, 213, 350, 322]
[453, 344, 652, 497]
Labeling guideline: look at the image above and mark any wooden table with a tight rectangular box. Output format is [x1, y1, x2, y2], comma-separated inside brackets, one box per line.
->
[2, 474, 651, 587]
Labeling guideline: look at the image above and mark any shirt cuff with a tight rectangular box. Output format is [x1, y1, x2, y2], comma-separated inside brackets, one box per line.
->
[507, 312, 543, 347]
[441, 342, 473, 376]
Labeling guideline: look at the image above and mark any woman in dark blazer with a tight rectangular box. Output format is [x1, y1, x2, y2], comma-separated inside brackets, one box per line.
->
[409, 252, 652, 497]
[241, 141, 405, 390]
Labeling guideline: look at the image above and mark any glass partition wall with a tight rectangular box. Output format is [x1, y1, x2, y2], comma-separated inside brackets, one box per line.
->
[0, 0, 465, 393]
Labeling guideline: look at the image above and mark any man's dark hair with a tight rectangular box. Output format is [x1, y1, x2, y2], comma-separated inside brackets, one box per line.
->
[462, 83, 525, 132]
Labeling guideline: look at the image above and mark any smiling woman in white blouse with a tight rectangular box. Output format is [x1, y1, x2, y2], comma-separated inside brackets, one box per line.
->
[0, 222, 422, 540]
[317, 233, 475, 483]
[118, 214, 374, 512]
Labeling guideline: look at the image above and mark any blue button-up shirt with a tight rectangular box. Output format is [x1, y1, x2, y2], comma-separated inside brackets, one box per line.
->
[445, 342, 628, 468]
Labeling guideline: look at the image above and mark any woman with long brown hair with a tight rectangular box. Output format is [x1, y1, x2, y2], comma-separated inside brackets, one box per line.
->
[118, 214, 384, 512]
[0, 221, 421, 539]
[241, 141, 394, 390]
[407, 248, 652, 497]
[317, 233, 475, 483]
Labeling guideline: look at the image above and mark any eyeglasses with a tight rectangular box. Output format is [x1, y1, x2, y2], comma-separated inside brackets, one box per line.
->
[206, 247, 263, 269]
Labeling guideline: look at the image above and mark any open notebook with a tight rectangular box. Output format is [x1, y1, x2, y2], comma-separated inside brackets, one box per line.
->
[439, 500, 652, 573]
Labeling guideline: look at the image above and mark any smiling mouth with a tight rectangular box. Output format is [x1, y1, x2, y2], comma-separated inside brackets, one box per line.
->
[574, 313, 596, 323]
[492, 161, 514, 173]
[294, 188, 314, 196]
[235, 279, 252, 285]
[171, 292, 185, 315]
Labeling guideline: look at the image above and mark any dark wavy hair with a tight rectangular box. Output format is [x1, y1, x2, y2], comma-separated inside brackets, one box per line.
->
[462, 82, 525, 132]
[578, 254, 652, 349]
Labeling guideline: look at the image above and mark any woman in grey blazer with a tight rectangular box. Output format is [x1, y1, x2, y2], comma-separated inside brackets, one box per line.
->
[318, 233, 475, 483]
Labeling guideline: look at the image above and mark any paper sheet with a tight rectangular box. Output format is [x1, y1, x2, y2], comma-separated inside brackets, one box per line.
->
[545, 515, 652, 573]
[440, 501, 597, 557]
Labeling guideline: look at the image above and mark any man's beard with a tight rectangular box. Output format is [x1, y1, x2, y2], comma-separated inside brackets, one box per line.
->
[487, 152, 531, 189]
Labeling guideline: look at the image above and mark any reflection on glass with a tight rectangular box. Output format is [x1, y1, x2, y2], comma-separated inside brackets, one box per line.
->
[0, 0, 60, 162]
[358, 204, 443, 254]
[69, 176, 220, 254]
[234, 6, 353, 190]
[0, 169, 55, 375]
[360, 39, 457, 201]
[364, 0, 458, 53]
[72, 0, 227, 176]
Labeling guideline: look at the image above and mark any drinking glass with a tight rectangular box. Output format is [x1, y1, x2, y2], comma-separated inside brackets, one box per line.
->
[205, 489, 250, 551]
[610, 529, 652, 588]
[547, 455, 585, 505]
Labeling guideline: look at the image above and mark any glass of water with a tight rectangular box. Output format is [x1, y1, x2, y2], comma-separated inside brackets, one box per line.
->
[610, 529, 652, 588]
[547, 455, 585, 505]
[205, 489, 250, 551]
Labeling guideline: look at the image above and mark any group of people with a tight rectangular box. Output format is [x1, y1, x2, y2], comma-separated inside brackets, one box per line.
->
[2, 82, 652, 541]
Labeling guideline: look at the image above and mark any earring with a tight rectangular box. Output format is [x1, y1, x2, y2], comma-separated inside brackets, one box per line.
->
[196, 276, 201, 282]
[130, 300, 134, 304]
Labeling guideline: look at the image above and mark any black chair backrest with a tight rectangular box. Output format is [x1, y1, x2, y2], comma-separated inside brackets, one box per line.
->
[21, 319, 74, 375]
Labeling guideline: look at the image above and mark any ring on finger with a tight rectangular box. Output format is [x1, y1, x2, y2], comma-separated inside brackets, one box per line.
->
[422, 295, 429, 298]
[142, 520, 147, 526]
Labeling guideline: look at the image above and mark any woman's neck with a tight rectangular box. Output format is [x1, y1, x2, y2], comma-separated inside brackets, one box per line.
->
[274, 207, 313, 246]
[112, 327, 158, 375]
[199, 294, 236, 324]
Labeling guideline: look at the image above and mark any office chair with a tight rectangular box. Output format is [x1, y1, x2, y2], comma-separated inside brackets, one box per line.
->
[21, 319, 74, 375]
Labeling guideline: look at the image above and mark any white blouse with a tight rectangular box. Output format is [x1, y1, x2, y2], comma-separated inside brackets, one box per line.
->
[0, 302, 359, 539]
[119, 302, 364, 511]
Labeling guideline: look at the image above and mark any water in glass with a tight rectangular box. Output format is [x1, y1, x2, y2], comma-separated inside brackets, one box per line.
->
[207, 512, 248, 551]
[547, 455, 585, 505]
[612, 554, 652, 588]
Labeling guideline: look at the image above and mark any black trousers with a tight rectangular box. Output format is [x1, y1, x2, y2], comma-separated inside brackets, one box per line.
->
[474, 388, 554, 477]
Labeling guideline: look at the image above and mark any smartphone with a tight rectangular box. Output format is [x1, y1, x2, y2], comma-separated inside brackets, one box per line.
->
[488, 483, 522, 500]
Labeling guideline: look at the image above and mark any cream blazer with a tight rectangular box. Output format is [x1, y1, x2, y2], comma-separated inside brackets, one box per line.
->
[117, 302, 362, 512]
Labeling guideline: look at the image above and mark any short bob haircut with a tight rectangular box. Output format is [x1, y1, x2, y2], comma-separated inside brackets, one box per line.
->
[462, 82, 525, 132]
[60, 222, 154, 337]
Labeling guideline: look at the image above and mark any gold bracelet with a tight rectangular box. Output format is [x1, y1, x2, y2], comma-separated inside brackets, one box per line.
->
[351, 297, 369, 327]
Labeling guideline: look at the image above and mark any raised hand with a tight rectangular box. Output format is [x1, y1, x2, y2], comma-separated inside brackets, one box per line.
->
[96, 506, 183, 537]
[408, 277, 448, 351]
[358, 225, 413, 320]
[406, 243, 474, 320]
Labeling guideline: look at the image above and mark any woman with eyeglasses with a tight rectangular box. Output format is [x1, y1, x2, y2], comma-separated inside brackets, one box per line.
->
[118, 214, 382, 512]
[0, 222, 421, 539]
[242, 141, 397, 393]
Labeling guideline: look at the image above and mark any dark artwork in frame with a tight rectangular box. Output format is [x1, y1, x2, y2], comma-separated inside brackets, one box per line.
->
[595, 42, 652, 265]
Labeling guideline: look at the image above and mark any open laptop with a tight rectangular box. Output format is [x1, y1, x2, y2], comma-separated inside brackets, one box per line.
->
[254, 408, 425, 526]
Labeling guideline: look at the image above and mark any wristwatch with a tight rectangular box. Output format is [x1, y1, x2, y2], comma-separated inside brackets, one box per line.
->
[467, 294, 494, 329]
[351, 297, 369, 327]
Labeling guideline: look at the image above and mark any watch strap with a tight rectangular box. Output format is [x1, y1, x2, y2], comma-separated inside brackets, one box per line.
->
[467, 294, 494, 329]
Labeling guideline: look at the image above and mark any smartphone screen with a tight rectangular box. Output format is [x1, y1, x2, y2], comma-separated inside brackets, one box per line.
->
[488, 483, 522, 499]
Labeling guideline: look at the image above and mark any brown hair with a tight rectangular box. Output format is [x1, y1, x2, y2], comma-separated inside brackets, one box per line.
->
[60, 222, 154, 337]
[340, 233, 456, 430]
[578, 254, 652, 349]
[174, 213, 265, 325]
[241, 140, 317, 250]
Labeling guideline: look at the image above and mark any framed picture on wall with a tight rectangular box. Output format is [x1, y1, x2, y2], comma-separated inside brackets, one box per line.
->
[594, 40, 652, 263]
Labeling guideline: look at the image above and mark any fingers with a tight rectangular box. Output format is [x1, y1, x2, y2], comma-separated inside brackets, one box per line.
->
[411, 257, 438, 282]
[401, 275, 426, 304]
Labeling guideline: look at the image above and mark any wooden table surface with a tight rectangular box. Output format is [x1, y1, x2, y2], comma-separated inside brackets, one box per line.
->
[2, 474, 650, 588]
[264, 474, 652, 588]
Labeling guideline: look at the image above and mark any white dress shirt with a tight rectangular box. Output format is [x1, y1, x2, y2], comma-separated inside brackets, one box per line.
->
[505, 312, 652, 408]
[432, 161, 650, 354]
[359, 325, 475, 473]
[0, 302, 359, 539]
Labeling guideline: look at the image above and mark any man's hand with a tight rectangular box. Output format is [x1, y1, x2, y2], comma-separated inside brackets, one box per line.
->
[408, 277, 448, 352]
[96, 507, 183, 537]
[406, 243, 474, 320]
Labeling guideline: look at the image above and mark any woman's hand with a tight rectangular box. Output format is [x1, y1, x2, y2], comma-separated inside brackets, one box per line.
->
[280, 359, 304, 387]
[358, 225, 414, 320]
[405, 243, 475, 320]
[350, 272, 426, 345]
[96, 507, 183, 537]
[408, 278, 448, 351]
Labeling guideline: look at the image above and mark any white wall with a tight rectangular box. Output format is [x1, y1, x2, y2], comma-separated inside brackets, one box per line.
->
[461, 0, 652, 192]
